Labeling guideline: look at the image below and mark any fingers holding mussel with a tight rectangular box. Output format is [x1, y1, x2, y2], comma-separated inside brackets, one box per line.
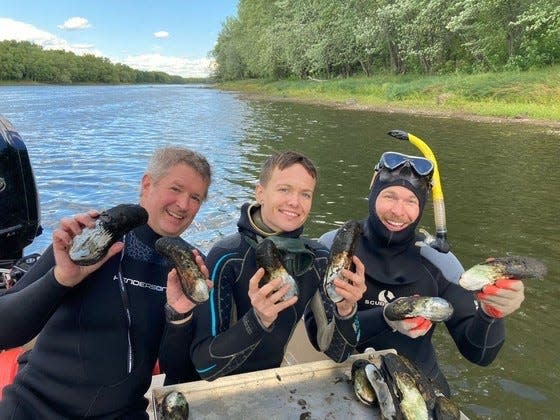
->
[459, 255, 548, 291]
[255, 238, 298, 301]
[156, 390, 189, 420]
[324, 220, 361, 303]
[155, 236, 210, 304]
[69, 204, 148, 265]
[384, 296, 454, 323]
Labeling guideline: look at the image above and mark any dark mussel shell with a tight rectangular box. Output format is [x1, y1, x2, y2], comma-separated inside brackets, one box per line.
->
[351, 359, 377, 406]
[69, 204, 148, 266]
[381, 352, 437, 411]
[384, 296, 454, 323]
[459, 255, 548, 291]
[323, 220, 361, 303]
[155, 236, 209, 304]
[159, 390, 189, 420]
[255, 238, 298, 300]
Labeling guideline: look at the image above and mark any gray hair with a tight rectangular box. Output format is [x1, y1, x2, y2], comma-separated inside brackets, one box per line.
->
[146, 147, 212, 200]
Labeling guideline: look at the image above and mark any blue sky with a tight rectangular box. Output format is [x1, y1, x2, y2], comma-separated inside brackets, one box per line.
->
[0, 0, 239, 77]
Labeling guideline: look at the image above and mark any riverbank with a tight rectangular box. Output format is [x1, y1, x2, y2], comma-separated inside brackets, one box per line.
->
[216, 68, 560, 130]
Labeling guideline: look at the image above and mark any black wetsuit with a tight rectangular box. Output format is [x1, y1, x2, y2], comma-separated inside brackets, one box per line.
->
[318, 219, 506, 396]
[190, 203, 359, 380]
[0, 224, 196, 419]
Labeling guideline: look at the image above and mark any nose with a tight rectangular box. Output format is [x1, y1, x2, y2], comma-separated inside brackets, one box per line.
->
[287, 191, 300, 207]
[389, 200, 405, 216]
[176, 194, 191, 211]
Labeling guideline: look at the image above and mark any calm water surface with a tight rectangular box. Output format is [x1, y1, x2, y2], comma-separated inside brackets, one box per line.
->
[2, 85, 559, 419]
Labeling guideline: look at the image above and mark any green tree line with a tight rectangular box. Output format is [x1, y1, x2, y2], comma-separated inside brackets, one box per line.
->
[211, 0, 560, 81]
[0, 40, 198, 84]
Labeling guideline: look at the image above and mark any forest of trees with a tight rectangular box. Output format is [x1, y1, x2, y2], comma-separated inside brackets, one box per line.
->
[211, 0, 560, 81]
[0, 41, 194, 84]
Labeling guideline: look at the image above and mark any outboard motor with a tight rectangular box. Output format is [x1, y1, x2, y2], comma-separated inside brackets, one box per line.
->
[0, 115, 42, 272]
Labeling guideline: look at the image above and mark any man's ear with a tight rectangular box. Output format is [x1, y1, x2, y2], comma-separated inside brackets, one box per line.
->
[255, 183, 264, 204]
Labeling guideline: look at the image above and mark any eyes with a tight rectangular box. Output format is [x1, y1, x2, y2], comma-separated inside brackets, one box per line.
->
[381, 191, 418, 206]
[170, 185, 202, 204]
[278, 186, 313, 200]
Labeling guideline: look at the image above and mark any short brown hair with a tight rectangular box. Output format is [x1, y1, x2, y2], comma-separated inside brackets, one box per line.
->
[146, 147, 212, 200]
[259, 151, 318, 185]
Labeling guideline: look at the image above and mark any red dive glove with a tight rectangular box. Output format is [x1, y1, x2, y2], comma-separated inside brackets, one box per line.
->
[476, 278, 525, 318]
[383, 308, 433, 339]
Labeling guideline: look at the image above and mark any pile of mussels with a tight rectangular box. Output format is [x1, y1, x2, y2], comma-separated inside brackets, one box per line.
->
[352, 353, 461, 420]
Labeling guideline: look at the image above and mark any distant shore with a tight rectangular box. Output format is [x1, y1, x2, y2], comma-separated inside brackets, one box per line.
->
[215, 68, 560, 132]
[232, 91, 560, 131]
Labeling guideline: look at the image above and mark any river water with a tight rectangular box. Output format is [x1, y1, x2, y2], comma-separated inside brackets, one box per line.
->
[1, 85, 559, 419]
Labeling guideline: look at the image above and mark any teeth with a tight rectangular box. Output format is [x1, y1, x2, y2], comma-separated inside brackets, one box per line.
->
[167, 209, 184, 219]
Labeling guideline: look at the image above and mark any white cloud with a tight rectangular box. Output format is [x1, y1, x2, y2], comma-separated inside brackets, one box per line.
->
[118, 53, 213, 78]
[57, 17, 91, 30]
[0, 18, 213, 78]
[0, 18, 100, 56]
[154, 31, 169, 39]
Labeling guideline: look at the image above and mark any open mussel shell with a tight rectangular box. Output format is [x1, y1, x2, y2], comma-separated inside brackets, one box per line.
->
[155, 236, 209, 304]
[69, 204, 148, 266]
[384, 296, 454, 322]
[255, 238, 298, 300]
[351, 359, 377, 406]
[459, 255, 548, 291]
[323, 220, 361, 303]
[158, 390, 189, 420]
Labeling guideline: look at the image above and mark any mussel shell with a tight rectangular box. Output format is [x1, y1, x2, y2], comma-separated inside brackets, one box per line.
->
[434, 395, 461, 420]
[351, 359, 377, 406]
[364, 362, 399, 419]
[459, 255, 548, 291]
[323, 220, 361, 303]
[69, 204, 148, 266]
[155, 236, 209, 304]
[394, 372, 429, 420]
[384, 296, 454, 322]
[160, 390, 189, 420]
[380, 352, 436, 410]
[255, 239, 298, 300]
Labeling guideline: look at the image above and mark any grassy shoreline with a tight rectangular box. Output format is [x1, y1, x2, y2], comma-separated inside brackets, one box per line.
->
[216, 68, 560, 129]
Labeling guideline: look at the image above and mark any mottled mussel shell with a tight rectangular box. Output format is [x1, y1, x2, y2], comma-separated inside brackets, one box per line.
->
[434, 395, 461, 420]
[459, 255, 548, 291]
[69, 204, 148, 266]
[255, 238, 298, 300]
[155, 236, 209, 304]
[323, 220, 361, 303]
[351, 359, 377, 406]
[159, 390, 189, 420]
[384, 296, 454, 322]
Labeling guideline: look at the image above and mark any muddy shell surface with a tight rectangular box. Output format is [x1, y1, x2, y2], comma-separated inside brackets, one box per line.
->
[323, 220, 361, 303]
[255, 238, 298, 300]
[155, 236, 209, 303]
[459, 255, 548, 291]
[69, 204, 148, 266]
[384, 296, 454, 322]
[158, 390, 189, 420]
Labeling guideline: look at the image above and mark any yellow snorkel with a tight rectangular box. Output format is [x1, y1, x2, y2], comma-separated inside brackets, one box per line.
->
[387, 130, 450, 253]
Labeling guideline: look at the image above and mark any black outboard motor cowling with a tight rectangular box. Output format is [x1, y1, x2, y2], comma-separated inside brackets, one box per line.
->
[0, 115, 42, 269]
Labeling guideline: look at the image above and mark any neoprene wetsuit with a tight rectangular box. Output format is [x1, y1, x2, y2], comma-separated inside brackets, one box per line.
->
[316, 220, 506, 396]
[190, 203, 359, 380]
[0, 224, 197, 419]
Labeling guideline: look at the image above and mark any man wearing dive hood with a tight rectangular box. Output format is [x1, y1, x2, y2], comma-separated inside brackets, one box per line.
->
[190, 151, 366, 380]
[317, 151, 525, 396]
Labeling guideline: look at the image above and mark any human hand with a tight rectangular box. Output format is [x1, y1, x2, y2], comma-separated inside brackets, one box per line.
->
[383, 300, 433, 338]
[166, 249, 212, 313]
[52, 210, 124, 287]
[333, 256, 367, 317]
[248, 268, 298, 328]
[476, 278, 525, 318]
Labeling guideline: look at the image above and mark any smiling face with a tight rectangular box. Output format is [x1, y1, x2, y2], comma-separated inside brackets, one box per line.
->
[140, 163, 208, 237]
[374, 185, 420, 232]
[255, 163, 316, 233]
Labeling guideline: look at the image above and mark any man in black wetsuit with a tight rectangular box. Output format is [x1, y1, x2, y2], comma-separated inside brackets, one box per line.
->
[316, 151, 525, 396]
[0, 147, 212, 419]
[189, 151, 366, 380]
